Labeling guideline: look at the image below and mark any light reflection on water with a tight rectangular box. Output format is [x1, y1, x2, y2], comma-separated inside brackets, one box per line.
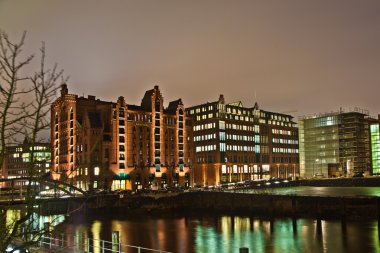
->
[5, 209, 65, 232]
[59, 213, 380, 253]
[235, 186, 380, 197]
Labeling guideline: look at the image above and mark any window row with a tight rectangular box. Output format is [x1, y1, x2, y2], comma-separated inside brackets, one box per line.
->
[226, 134, 260, 142]
[224, 114, 256, 122]
[268, 120, 294, 127]
[226, 124, 259, 132]
[272, 129, 293, 136]
[269, 114, 291, 122]
[188, 105, 215, 115]
[193, 122, 216, 131]
[272, 148, 299, 154]
[226, 145, 260, 153]
[194, 134, 216, 142]
[272, 138, 299, 145]
[196, 145, 217, 153]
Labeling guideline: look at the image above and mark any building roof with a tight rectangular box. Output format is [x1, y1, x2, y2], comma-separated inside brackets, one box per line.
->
[165, 99, 183, 115]
[141, 88, 154, 111]
[127, 104, 145, 112]
[299, 107, 372, 121]
[228, 101, 243, 107]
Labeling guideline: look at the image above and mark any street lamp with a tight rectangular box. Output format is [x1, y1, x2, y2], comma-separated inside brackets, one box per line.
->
[313, 159, 319, 177]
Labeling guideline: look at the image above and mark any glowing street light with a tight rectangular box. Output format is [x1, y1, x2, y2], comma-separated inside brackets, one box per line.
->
[313, 159, 319, 177]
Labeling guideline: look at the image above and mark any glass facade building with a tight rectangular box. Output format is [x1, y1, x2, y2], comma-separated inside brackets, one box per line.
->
[370, 124, 380, 175]
[299, 109, 375, 178]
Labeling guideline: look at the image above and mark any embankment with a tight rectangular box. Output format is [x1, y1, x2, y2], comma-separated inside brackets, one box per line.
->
[38, 191, 380, 220]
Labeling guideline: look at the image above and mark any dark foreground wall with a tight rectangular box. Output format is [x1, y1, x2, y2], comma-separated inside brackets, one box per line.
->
[37, 192, 380, 220]
[134, 192, 380, 220]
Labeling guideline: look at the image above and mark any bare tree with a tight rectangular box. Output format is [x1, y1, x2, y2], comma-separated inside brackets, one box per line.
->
[0, 30, 67, 252]
[0, 31, 34, 168]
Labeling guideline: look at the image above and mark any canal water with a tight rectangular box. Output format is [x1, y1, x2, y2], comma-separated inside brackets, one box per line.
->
[54, 187, 380, 252]
[56, 212, 380, 253]
[7, 187, 380, 252]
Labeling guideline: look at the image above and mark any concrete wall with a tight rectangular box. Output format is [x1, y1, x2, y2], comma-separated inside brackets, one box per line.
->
[37, 192, 380, 220]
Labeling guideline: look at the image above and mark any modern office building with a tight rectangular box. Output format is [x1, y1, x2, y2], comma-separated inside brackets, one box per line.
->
[299, 108, 376, 178]
[186, 95, 299, 186]
[2, 138, 51, 188]
[370, 115, 380, 175]
[51, 85, 191, 191]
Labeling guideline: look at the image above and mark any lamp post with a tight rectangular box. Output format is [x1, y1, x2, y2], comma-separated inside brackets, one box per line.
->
[313, 159, 319, 177]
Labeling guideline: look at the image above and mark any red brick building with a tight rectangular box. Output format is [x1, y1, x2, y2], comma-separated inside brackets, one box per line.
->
[51, 85, 191, 191]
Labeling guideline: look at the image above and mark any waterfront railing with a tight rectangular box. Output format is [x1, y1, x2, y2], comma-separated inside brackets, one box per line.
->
[39, 234, 172, 253]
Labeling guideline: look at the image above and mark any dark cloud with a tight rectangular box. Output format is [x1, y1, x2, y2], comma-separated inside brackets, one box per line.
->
[1, 0, 379, 119]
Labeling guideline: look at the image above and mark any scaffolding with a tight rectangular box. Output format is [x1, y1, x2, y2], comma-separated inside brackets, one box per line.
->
[299, 110, 375, 178]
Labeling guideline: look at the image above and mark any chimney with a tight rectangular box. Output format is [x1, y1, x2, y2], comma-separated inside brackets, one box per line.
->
[218, 94, 225, 104]
[61, 84, 68, 97]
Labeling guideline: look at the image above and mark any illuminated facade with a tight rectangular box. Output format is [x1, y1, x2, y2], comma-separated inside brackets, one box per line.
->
[51, 85, 191, 191]
[370, 116, 380, 175]
[186, 95, 299, 186]
[2, 138, 51, 188]
[299, 108, 375, 178]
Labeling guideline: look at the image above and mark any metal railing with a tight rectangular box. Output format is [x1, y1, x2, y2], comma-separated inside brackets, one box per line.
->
[39, 234, 172, 253]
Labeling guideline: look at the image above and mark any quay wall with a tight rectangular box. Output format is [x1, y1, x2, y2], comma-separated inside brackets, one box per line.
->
[133, 192, 380, 220]
[296, 177, 380, 187]
[37, 192, 380, 220]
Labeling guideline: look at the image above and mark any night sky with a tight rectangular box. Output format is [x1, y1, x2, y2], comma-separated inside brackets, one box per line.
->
[1, 0, 379, 120]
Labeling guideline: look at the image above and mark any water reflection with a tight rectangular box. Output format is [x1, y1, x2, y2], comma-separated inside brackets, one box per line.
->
[5, 209, 65, 232]
[236, 186, 380, 197]
[7, 209, 379, 252]
[57, 213, 380, 253]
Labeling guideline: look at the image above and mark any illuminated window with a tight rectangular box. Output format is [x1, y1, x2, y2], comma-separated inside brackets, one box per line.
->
[94, 166, 99, 176]
[371, 124, 380, 174]
[222, 165, 227, 174]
